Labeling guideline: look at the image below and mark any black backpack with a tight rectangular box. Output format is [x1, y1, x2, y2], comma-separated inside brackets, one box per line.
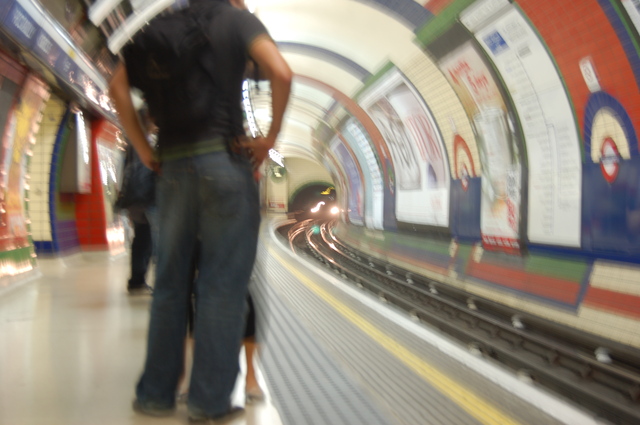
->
[124, 6, 217, 134]
[115, 144, 156, 210]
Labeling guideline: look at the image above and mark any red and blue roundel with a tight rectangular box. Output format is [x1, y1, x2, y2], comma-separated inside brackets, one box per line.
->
[599, 137, 620, 183]
[460, 163, 470, 191]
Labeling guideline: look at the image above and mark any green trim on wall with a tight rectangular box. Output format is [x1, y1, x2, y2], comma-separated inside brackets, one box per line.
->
[609, 0, 640, 59]
[338, 221, 589, 283]
[354, 61, 395, 101]
[340, 221, 451, 257]
[415, 0, 477, 47]
[0, 246, 37, 267]
[524, 255, 588, 282]
[456, 242, 474, 272]
[386, 232, 451, 256]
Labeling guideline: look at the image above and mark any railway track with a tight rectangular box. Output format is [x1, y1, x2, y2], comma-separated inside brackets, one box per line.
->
[280, 219, 640, 425]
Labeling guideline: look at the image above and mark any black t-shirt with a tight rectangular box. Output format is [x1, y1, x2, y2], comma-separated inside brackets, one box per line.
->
[121, 0, 270, 150]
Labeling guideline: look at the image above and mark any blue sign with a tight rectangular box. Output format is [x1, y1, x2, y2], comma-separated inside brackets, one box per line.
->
[4, 2, 37, 48]
[0, 0, 14, 23]
[54, 53, 78, 85]
[32, 28, 61, 67]
[0, 0, 116, 121]
[483, 31, 509, 56]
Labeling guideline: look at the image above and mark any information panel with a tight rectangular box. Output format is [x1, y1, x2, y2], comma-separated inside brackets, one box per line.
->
[464, 4, 582, 247]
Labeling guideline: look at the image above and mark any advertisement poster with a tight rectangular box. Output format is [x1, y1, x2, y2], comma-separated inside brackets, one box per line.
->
[97, 132, 127, 255]
[75, 111, 92, 194]
[330, 136, 364, 226]
[359, 69, 450, 227]
[97, 140, 120, 224]
[341, 119, 384, 230]
[464, 4, 582, 247]
[3, 74, 49, 250]
[438, 41, 521, 249]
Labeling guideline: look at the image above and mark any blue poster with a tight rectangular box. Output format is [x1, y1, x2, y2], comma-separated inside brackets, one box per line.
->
[332, 138, 364, 225]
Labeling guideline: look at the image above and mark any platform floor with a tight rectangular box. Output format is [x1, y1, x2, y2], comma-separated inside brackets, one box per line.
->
[0, 224, 610, 425]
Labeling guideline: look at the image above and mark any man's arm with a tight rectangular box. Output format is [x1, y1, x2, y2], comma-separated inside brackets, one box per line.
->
[242, 37, 292, 166]
[109, 63, 158, 171]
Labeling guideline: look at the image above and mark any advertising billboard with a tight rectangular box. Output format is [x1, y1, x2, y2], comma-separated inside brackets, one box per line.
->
[437, 39, 522, 251]
[359, 68, 450, 228]
[2, 74, 48, 250]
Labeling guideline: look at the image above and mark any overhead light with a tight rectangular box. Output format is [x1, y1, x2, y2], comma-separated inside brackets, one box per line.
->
[269, 149, 284, 167]
[107, 0, 176, 53]
[88, 0, 122, 26]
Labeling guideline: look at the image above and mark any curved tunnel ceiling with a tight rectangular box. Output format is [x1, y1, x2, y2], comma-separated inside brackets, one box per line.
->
[248, 0, 431, 161]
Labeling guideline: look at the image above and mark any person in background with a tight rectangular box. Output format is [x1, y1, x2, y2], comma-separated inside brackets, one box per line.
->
[109, 0, 292, 421]
[125, 199, 153, 295]
[116, 106, 157, 295]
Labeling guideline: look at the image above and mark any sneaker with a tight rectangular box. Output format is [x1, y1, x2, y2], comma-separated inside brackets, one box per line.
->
[188, 406, 244, 423]
[128, 284, 153, 295]
[132, 399, 174, 417]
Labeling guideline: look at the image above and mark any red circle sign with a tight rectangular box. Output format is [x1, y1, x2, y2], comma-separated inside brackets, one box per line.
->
[600, 137, 620, 183]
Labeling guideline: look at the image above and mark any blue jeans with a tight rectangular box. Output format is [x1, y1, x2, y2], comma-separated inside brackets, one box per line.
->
[135, 151, 260, 417]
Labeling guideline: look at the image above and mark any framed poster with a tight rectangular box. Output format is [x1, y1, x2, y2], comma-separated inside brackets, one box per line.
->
[359, 68, 450, 228]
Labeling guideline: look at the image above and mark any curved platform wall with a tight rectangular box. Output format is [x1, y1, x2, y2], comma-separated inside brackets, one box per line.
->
[0, 52, 125, 294]
[321, 0, 640, 348]
[0, 50, 48, 291]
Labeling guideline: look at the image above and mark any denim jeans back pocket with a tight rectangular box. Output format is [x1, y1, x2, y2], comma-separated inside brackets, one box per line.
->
[200, 173, 246, 218]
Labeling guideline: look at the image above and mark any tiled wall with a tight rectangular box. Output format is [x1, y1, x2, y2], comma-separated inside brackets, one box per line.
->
[30, 95, 65, 246]
[32, 105, 82, 255]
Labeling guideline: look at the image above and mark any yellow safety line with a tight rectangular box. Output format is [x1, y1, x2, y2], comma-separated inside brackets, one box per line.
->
[269, 246, 524, 425]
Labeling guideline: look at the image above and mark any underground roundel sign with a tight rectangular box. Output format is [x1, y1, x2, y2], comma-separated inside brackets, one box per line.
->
[600, 137, 620, 183]
[460, 163, 470, 191]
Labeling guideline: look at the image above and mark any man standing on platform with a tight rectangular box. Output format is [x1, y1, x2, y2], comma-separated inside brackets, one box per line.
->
[109, 0, 291, 421]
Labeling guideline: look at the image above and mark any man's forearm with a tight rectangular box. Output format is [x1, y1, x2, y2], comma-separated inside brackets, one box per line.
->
[250, 39, 292, 144]
[109, 64, 152, 160]
[266, 72, 291, 143]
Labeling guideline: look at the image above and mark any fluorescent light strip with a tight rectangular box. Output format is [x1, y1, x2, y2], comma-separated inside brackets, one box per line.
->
[107, 0, 175, 54]
[88, 0, 123, 26]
